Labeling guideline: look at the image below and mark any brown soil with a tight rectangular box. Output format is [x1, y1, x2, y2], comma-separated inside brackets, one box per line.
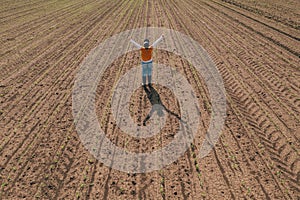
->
[0, 0, 299, 199]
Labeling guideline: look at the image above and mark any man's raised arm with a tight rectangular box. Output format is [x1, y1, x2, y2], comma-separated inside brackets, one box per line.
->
[130, 39, 142, 49]
[151, 35, 164, 47]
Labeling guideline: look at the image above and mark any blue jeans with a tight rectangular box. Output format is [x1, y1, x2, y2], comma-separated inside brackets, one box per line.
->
[142, 61, 153, 77]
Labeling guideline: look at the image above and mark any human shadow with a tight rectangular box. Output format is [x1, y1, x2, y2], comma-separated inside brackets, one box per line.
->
[142, 84, 183, 126]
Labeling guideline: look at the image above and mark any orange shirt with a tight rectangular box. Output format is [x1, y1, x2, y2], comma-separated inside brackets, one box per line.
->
[140, 47, 153, 62]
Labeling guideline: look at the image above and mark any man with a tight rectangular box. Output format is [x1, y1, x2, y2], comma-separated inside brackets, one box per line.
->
[130, 35, 164, 85]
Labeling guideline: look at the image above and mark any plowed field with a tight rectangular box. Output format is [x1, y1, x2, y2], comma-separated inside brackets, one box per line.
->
[0, 0, 299, 199]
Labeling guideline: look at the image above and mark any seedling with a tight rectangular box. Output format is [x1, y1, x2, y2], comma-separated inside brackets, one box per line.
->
[276, 170, 282, 177]
[1, 183, 7, 188]
[76, 192, 80, 199]
[247, 187, 251, 195]
[80, 183, 85, 189]
[232, 163, 239, 169]
[195, 164, 200, 172]
[119, 187, 125, 194]
[83, 175, 88, 182]
[241, 180, 245, 187]
[230, 154, 236, 161]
